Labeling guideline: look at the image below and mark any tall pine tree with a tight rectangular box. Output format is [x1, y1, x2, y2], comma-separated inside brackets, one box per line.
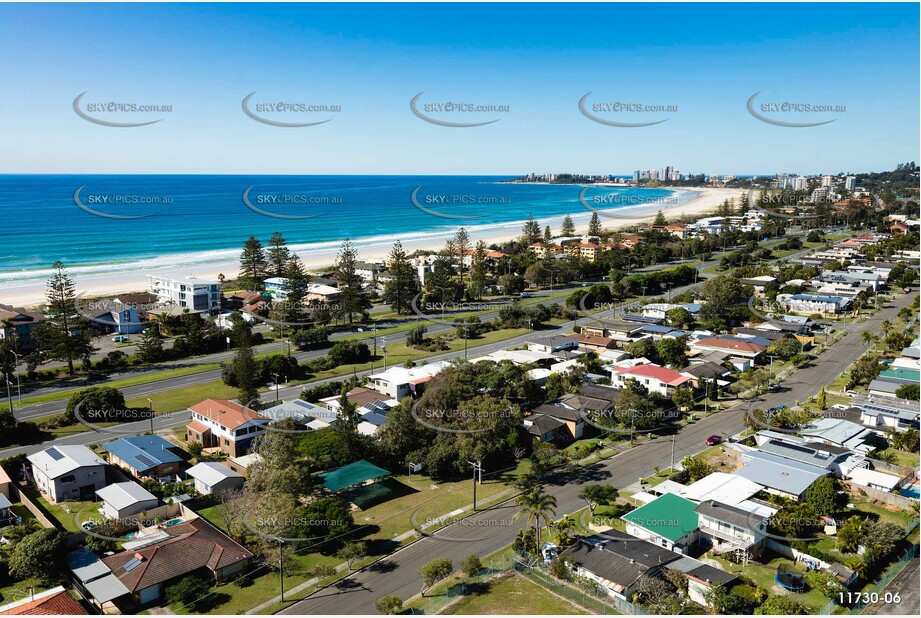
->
[266, 232, 291, 278]
[382, 241, 418, 315]
[239, 236, 268, 291]
[588, 212, 602, 236]
[561, 215, 576, 237]
[334, 239, 371, 323]
[35, 261, 97, 375]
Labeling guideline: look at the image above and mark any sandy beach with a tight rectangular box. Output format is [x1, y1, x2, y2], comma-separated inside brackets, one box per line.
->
[2, 187, 744, 308]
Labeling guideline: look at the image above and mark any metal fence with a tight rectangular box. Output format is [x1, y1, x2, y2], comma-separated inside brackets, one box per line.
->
[513, 557, 642, 615]
[819, 539, 919, 614]
[408, 557, 513, 615]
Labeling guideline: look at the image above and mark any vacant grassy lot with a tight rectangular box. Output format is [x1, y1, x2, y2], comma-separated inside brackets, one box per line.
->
[444, 573, 588, 615]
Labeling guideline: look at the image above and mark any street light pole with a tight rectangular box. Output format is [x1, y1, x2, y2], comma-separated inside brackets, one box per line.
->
[272, 373, 280, 402]
[10, 350, 21, 403]
[146, 398, 154, 434]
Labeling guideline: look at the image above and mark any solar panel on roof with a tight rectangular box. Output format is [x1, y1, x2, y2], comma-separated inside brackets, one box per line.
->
[135, 454, 157, 468]
[123, 557, 143, 571]
[47, 447, 65, 461]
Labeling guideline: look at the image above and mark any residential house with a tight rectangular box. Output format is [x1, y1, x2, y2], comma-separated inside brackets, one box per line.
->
[847, 467, 904, 493]
[0, 493, 20, 528]
[522, 414, 568, 444]
[739, 276, 777, 297]
[559, 532, 676, 601]
[572, 332, 617, 354]
[185, 399, 270, 457]
[560, 531, 736, 606]
[321, 387, 399, 416]
[225, 453, 263, 477]
[695, 500, 770, 561]
[868, 368, 920, 399]
[96, 482, 159, 521]
[261, 398, 337, 425]
[366, 361, 450, 399]
[801, 417, 878, 450]
[0, 303, 46, 351]
[779, 293, 852, 316]
[733, 450, 830, 500]
[27, 445, 108, 503]
[529, 404, 585, 440]
[102, 517, 252, 606]
[0, 585, 88, 615]
[102, 435, 184, 480]
[185, 462, 244, 495]
[680, 362, 732, 389]
[65, 548, 131, 612]
[579, 319, 643, 342]
[527, 334, 580, 354]
[691, 336, 766, 360]
[610, 364, 692, 397]
[855, 395, 920, 433]
[622, 493, 700, 551]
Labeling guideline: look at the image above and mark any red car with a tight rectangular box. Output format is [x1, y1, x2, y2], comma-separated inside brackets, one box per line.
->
[706, 435, 722, 446]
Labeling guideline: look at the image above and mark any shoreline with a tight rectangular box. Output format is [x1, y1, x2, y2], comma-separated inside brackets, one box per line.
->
[2, 187, 744, 308]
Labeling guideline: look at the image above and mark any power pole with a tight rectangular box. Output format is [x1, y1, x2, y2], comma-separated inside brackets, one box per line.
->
[146, 398, 154, 434]
[671, 433, 676, 472]
[279, 539, 285, 602]
[468, 460, 482, 510]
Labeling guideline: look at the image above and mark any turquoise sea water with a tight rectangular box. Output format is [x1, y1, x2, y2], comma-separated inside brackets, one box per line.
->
[0, 175, 690, 286]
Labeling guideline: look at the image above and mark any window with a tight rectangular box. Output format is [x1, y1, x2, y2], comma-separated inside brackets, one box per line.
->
[61, 475, 76, 484]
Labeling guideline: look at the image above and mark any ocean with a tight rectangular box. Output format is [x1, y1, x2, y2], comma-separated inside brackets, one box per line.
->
[0, 175, 690, 287]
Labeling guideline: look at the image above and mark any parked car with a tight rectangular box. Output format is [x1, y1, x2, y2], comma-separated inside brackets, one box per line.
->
[112, 335, 129, 343]
[706, 435, 722, 446]
[80, 520, 97, 531]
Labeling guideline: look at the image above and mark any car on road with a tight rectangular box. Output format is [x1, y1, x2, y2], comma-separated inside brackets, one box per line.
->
[768, 383, 781, 391]
[706, 435, 722, 446]
[519, 292, 533, 298]
[112, 335, 129, 343]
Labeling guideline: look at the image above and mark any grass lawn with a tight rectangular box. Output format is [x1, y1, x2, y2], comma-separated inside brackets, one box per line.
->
[0, 576, 47, 606]
[36, 497, 99, 533]
[443, 573, 589, 615]
[710, 552, 829, 612]
[125, 381, 239, 415]
[849, 497, 916, 528]
[349, 469, 519, 544]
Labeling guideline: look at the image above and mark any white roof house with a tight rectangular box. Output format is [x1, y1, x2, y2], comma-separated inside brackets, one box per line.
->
[27, 445, 107, 479]
[848, 467, 903, 492]
[186, 462, 244, 495]
[95, 482, 158, 519]
[367, 361, 451, 399]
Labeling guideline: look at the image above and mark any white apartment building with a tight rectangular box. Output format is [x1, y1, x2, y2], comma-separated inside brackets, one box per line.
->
[147, 273, 221, 314]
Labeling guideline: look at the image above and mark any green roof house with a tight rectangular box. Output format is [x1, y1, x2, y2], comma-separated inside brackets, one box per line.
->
[622, 493, 700, 551]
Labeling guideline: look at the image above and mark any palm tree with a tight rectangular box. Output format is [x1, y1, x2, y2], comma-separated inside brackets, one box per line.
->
[881, 320, 892, 337]
[861, 331, 878, 351]
[515, 487, 557, 556]
[550, 515, 577, 547]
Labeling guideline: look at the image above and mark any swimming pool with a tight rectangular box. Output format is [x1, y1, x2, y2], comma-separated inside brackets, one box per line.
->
[162, 518, 184, 527]
[899, 485, 920, 500]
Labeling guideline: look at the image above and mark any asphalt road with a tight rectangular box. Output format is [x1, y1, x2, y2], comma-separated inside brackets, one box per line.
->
[279, 291, 916, 615]
[868, 557, 920, 615]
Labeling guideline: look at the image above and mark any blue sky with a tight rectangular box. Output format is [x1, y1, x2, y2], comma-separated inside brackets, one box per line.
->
[1, 2, 917, 175]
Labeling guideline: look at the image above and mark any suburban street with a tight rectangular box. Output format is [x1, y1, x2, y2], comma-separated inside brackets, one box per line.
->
[9, 237, 822, 424]
[280, 291, 917, 615]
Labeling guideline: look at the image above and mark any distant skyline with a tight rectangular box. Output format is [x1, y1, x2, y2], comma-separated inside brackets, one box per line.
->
[1, 2, 918, 175]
